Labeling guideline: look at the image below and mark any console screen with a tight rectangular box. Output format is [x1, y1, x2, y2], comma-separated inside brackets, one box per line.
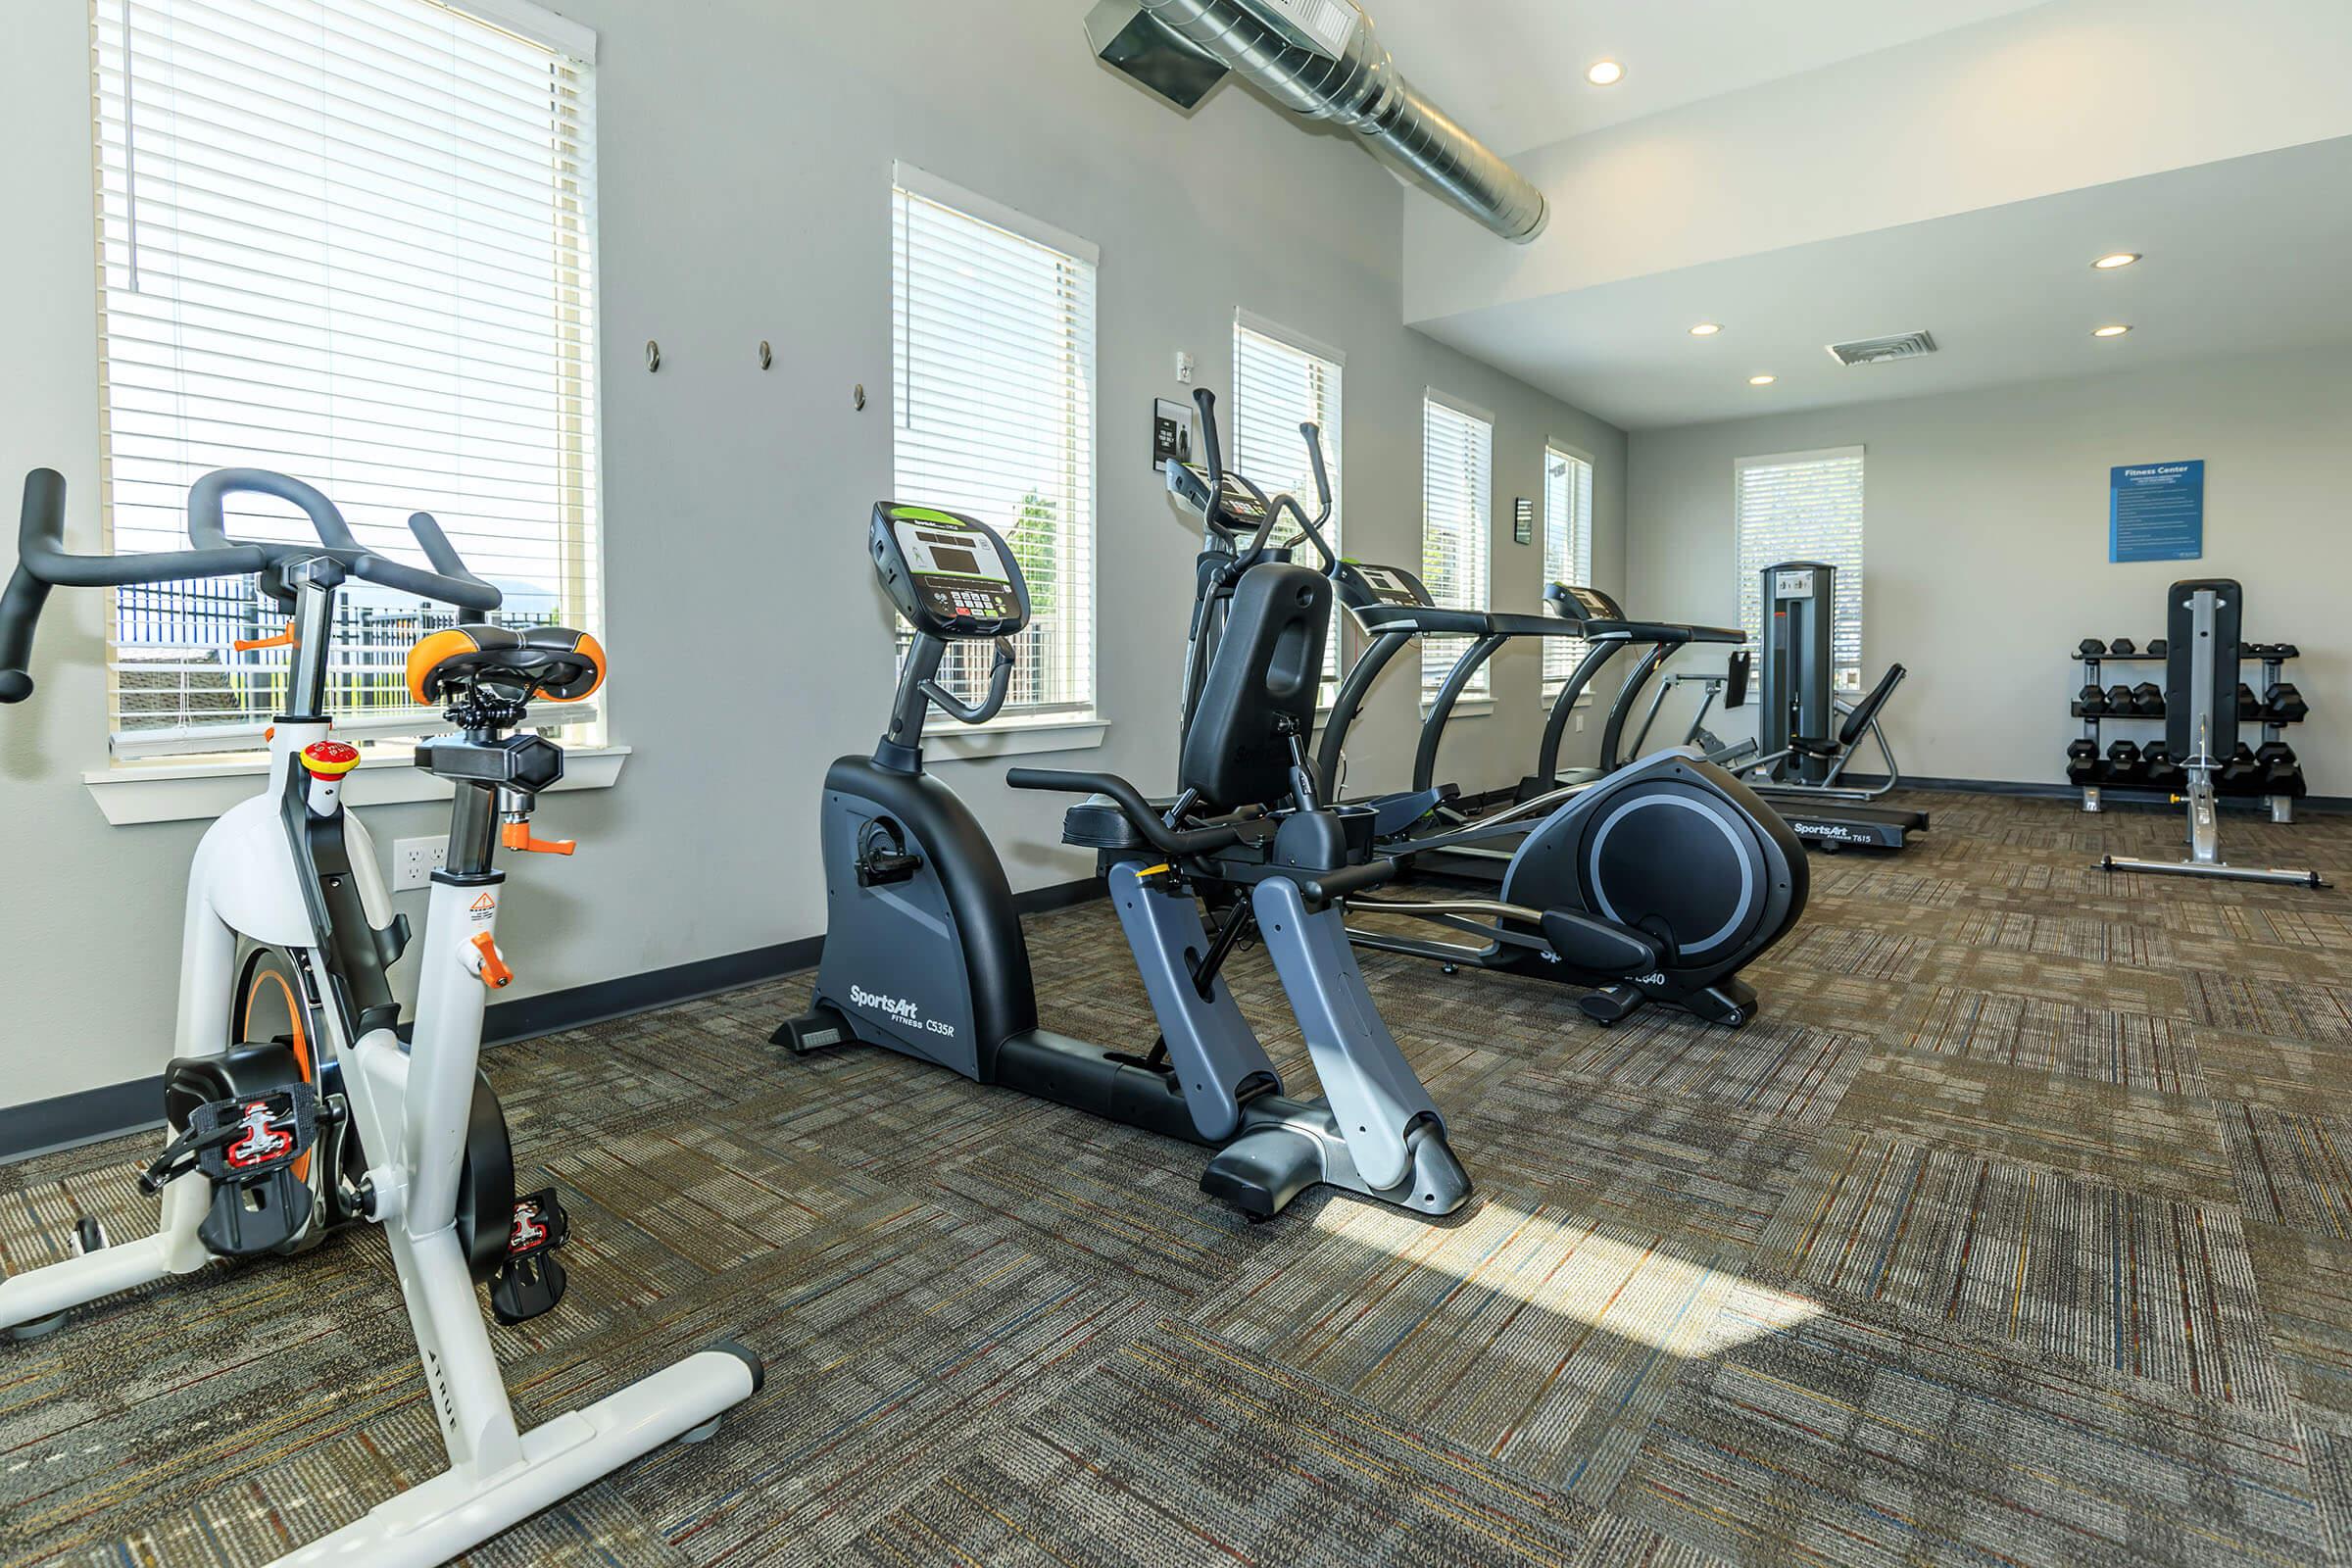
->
[897, 522, 1011, 583]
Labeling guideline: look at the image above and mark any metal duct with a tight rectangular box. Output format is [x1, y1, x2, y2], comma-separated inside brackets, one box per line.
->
[1099, 0, 1548, 244]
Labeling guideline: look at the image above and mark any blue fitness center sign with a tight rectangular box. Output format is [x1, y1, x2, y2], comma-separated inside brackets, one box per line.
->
[2110, 461, 2205, 564]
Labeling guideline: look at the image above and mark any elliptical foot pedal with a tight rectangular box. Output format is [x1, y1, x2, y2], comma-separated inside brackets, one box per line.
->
[489, 1188, 570, 1325]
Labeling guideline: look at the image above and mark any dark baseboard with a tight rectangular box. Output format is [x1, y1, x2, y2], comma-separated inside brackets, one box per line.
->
[0, 875, 1105, 1162]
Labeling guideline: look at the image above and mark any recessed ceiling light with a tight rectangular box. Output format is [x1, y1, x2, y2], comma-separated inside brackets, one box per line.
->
[1748, 374, 1777, 386]
[1586, 60, 1624, 86]
[2092, 324, 2132, 338]
[2091, 252, 2142, 270]
[1689, 322, 1722, 337]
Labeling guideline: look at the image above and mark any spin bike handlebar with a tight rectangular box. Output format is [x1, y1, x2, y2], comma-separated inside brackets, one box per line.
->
[0, 466, 502, 705]
[1005, 767, 1247, 857]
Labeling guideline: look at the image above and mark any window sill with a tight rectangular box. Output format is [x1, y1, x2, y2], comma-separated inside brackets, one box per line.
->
[1540, 688, 1595, 708]
[1421, 697, 1494, 721]
[84, 746, 633, 827]
[928, 715, 1108, 762]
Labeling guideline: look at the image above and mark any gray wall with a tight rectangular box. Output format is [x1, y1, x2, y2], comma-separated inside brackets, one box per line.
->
[1626, 344, 2351, 787]
[0, 0, 1624, 1109]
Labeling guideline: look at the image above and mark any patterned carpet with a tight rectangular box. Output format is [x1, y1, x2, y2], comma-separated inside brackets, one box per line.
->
[6, 789, 2352, 1565]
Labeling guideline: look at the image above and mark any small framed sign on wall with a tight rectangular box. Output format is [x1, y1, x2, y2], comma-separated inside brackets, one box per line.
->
[2110, 461, 2204, 563]
[1513, 497, 1534, 545]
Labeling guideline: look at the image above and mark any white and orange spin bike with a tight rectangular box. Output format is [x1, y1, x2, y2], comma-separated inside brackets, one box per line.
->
[0, 468, 760, 1566]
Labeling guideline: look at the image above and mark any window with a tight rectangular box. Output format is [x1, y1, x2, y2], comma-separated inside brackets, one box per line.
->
[1736, 448, 1866, 693]
[1541, 445, 1594, 697]
[1232, 313, 1342, 694]
[893, 166, 1098, 718]
[1420, 394, 1494, 698]
[93, 0, 603, 760]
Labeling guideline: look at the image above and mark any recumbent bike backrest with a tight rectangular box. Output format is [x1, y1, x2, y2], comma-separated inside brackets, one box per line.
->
[1179, 563, 1332, 814]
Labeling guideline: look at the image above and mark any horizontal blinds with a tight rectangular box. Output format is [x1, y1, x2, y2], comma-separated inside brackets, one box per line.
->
[1421, 397, 1492, 695]
[1233, 319, 1342, 688]
[1736, 450, 1866, 691]
[94, 0, 602, 758]
[1542, 447, 1593, 690]
[893, 183, 1097, 715]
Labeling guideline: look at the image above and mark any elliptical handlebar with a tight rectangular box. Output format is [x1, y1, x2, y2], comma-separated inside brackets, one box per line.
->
[0, 466, 504, 704]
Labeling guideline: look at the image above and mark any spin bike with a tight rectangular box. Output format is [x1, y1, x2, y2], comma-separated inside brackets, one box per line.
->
[776, 501, 1470, 1220]
[0, 468, 760, 1568]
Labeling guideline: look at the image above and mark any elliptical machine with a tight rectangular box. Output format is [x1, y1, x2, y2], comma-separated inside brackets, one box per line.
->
[776, 499, 1470, 1220]
[0, 468, 760, 1568]
[1163, 390, 1808, 1029]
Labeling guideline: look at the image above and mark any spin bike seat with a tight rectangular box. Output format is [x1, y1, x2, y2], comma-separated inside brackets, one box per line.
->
[407, 625, 608, 705]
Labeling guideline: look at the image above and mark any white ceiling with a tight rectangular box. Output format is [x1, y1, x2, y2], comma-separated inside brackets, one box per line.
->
[1368, 0, 2055, 157]
[1414, 136, 2352, 429]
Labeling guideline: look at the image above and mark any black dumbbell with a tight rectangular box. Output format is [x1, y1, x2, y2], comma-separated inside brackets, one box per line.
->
[2106, 739, 2143, 782]
[2219, 743, 2260, 790]
[2145, 638, 2167, 657]
[2131, 681, 2164, 715]
[2236, 682, 2261, 719]
[2107, 684, 2136, 714]
[2271, 643, 2300, 661]
[2268, 683, 2308, 723]
[2108, 638, 2136, 656]
[2079, 637, 2107, 659]
[2142, 741, 2180, 788]
[2256, 742, 2299, 792]
[2066, 738, 2101, 785]
[2077, 683, 2107, 714]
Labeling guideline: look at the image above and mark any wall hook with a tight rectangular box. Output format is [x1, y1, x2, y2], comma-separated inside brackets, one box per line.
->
[645, 340, 661, 372]
[758, 340, 773, 370]
[853, 383, 867, 412]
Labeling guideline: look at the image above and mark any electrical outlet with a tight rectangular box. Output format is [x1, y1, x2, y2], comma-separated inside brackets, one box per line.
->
[1175, 351, 1195, 385]
[394, 836, 449, 891]
[1574, 712, 1586, 733]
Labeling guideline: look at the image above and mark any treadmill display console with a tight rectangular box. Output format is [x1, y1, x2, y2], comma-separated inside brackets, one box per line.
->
[1335, 561, 1433, 610]
[1545, 583, 1626, 625]
[873, 504, 1029, 639]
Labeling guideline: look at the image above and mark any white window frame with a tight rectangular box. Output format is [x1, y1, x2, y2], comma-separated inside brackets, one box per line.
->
[891, 161, 1101, 736]
[85, 0, 609, 776]
[1734, 445, 1867, 693]
[1420, 390, 1494, 704]
[1541, 442, 1595, 703]
[1232, 309, 1344, 701]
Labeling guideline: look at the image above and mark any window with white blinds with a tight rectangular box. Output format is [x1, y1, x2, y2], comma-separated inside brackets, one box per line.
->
[1421, 395, 1493, 697]
[1542, 445, 1593, 695]
[92, 0, 603, 760]
[893, 167, 1097, 717]
[1736, 448, 1866, 693]
[1232, 314, 1342, 692]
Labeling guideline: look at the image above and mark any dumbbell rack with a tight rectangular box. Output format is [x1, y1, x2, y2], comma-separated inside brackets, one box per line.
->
[2069, 644, 2308, 821]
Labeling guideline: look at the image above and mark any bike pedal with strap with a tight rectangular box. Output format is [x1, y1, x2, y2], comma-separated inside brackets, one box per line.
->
[489, 1187, 570, 1325]
[139, 1086, 321, 1258]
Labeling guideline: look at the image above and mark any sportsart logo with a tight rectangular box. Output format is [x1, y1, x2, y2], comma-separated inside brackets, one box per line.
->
[850, 984, 955, 1037]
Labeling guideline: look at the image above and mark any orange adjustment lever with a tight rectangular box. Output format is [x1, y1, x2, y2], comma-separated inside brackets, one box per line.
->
[233, 621, 296, 653]
[470, 933, 514, 989]
[501, 822, 576, 856]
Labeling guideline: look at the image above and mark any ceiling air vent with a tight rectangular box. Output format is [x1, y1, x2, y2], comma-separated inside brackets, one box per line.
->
[1250, 0, 1361, 57]
[1826, 330, 1938, 368]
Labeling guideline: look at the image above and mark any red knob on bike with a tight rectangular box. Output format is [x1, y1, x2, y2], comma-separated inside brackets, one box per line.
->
[299, 740, 362, 778]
